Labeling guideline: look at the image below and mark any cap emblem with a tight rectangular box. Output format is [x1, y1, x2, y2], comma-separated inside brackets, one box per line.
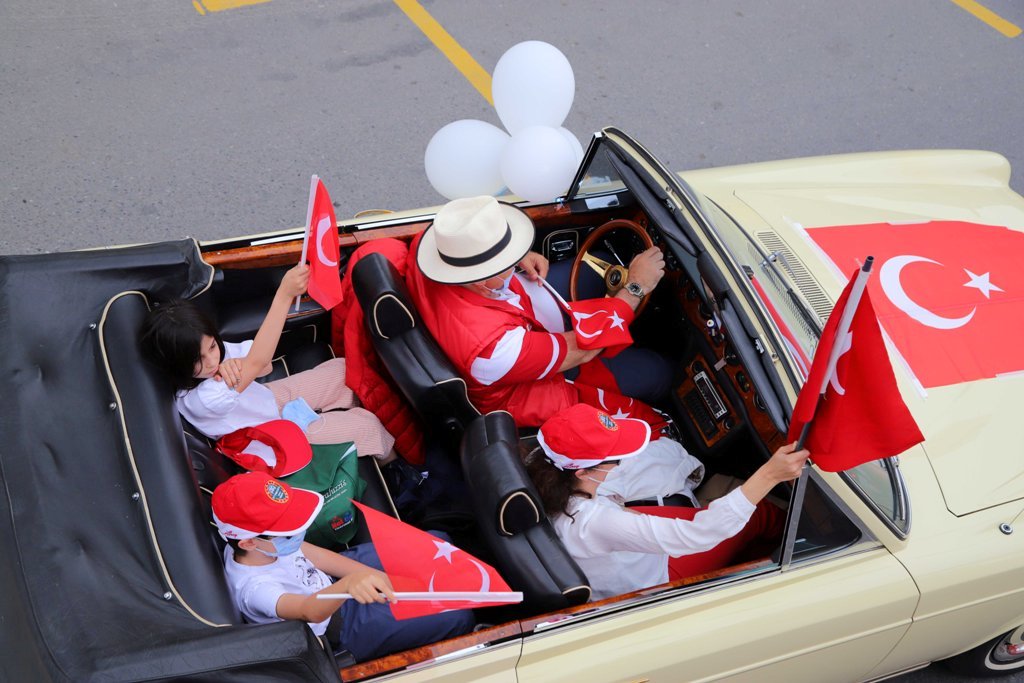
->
[265, 480, 289, 504]
[597, 411, 618, 431]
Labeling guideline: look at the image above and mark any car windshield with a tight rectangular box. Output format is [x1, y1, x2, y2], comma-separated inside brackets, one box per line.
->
[695, 197, 821, 380]
[570, 144, 628, 206]
[693, 195, 910, 537]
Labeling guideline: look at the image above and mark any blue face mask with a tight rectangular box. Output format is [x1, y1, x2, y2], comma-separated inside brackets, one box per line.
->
[482, 272, 514, 298]
[281, 397, 320, 431]
[255, 532, 305, 557]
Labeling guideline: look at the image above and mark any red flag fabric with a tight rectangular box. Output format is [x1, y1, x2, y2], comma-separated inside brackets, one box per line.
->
[806, 221, 1024, 388]
[306, 178, 344, 311]
[566, 297, 635, 357]
[573, 360, 667, 436]
[353, 502, 516, 619]
[787, 266, 924, 472]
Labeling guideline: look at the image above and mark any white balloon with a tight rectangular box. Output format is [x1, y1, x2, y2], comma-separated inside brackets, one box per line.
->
[424, 119, 510, 200]
[500, 125, 578, 203]
[492, 41, 575, 135]
[556, 127, 584, 165]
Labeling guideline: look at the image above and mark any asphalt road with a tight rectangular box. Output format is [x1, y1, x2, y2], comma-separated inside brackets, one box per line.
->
[1, 1, 1022, 681]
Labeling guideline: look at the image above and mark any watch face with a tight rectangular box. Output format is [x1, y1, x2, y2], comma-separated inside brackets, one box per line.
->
[627, 282, 644, 297]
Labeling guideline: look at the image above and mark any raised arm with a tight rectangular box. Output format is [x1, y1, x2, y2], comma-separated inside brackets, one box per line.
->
[220, 264, 309, 392]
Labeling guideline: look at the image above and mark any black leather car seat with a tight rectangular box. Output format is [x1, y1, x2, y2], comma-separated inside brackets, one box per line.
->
[351, 252, 480, 451]
[460, 411, 591, 613]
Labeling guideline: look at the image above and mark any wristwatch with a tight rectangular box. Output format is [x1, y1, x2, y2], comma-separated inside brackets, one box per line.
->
[624, 281, 646, 299]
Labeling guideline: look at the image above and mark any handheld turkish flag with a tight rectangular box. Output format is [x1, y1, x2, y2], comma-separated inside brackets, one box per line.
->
[787, 259, 924, 472]
[353, 502, 520, 619]
[300, 175, 344, 311]
[566, 297, 635, 357]
[806, 221, 1024, 388]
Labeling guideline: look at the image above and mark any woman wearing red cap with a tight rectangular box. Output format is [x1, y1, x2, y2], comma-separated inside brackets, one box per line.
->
[526, 404, 809, 601]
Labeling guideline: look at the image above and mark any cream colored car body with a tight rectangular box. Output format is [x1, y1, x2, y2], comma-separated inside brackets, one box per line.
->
[372, 136, 1024, 683]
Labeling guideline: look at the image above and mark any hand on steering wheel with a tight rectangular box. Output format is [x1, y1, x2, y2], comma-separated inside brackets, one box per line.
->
[569, 219, 660, 315]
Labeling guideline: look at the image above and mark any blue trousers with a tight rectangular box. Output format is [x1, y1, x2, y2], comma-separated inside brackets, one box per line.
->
[545, 257, 673, 403]
[335, 541, 475, 662]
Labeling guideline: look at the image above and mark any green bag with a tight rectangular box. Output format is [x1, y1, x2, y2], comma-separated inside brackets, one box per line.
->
[280, 441, 365, 548]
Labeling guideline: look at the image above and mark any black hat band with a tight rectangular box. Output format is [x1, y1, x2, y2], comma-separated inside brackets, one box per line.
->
[437, 223, 513, 268]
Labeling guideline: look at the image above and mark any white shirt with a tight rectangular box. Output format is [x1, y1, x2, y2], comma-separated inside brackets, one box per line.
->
[222, 545, 333, 635]
[176, 340, 281, 439]
[469, 274, 567, 387]
[551, 440, 755, 601]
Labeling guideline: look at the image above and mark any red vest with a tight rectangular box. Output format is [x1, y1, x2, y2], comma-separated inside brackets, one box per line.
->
[406, 234, 577, 427]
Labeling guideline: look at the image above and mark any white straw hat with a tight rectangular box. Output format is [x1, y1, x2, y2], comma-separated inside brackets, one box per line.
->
[416, 196, 535, 284]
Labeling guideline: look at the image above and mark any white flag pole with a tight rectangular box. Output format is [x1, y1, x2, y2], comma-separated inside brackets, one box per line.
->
[783, 256, 874, 569]
[295, 174, 318, 312]
[316, 591, 523, 603]
[815, 256, 874, 399]
[536, 275, 571, 311]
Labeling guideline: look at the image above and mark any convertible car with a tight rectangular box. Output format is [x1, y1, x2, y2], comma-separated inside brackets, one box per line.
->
[2, 128, 1024, 682]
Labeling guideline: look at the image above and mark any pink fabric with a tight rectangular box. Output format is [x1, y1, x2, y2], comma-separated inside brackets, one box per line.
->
[267, 358, 395, 458]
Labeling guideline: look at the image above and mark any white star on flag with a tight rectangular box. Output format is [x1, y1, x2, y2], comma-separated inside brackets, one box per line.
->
[432, 540, 458, 563]
[963, 269, 1003, 299]
[608, 310, 626, 330]
[611, 407, 631, 419]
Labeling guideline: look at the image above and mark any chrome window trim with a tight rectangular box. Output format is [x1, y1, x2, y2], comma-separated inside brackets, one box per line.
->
[840, 457, 912, 539]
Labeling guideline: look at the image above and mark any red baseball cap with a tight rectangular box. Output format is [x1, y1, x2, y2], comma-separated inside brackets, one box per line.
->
[211, 472, 323, 540]
[216, 420, 312, 477]
[537, 404, 651, 471]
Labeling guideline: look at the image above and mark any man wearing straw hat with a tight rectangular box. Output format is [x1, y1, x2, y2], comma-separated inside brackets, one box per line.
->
[407, 195, 672, 427]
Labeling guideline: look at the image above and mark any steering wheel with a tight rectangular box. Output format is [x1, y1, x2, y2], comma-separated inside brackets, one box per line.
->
[569, 219, 655, 316]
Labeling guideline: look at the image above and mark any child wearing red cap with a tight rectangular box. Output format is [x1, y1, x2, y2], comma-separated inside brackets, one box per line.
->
[211, 472, 473, 661]
[526, 404, 809, 601]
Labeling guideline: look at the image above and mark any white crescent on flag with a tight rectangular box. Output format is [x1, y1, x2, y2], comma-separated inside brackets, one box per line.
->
[315, 215, 338, 267]
[879, 255, 974, 330]
[829, 330, 853, 396]
[427, 559, 492, 593]
[573, 309, 610, 339]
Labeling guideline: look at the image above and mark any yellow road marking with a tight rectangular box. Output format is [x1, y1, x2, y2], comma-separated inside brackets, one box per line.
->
[194, 0, 272, 14]
[393, 0, 493, 104]
[949, 0, 1022, 37]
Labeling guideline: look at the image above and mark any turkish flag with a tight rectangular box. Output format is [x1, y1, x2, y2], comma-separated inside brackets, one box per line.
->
[573, 360, 667, 436]
[353, 502, 516, 620]
[305, 178, 344, 311]
[806, 221, 1024, 388]
[788, 265, 924, 472]
[566, 297, 635, 357]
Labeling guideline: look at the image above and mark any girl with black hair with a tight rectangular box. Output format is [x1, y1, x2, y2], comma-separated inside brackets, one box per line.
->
[525, 404, 808, 601]
[140, 263, 395, 462]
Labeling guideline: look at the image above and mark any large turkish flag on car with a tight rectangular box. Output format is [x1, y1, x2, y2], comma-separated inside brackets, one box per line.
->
[353, 502, 518, 619]
[788, 264, 924, 472]
[304, 177, 344, 311]
[806, 221, 1024, 389]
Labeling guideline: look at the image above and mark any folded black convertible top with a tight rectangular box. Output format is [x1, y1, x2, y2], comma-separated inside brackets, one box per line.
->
[0, 240, 339, 682]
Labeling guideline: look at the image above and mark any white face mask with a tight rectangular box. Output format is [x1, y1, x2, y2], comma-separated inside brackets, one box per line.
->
[482, 272, 514, 298]
[582, 465, 619, 491]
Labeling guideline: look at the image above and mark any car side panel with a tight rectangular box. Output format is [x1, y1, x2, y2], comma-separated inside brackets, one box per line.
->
[516, 550, 917, 683]
[862, 457, 1024, 676]
[388, 641, 521, 683]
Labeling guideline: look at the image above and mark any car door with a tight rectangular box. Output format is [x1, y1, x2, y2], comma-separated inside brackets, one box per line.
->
[515, 476, 919, 683]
